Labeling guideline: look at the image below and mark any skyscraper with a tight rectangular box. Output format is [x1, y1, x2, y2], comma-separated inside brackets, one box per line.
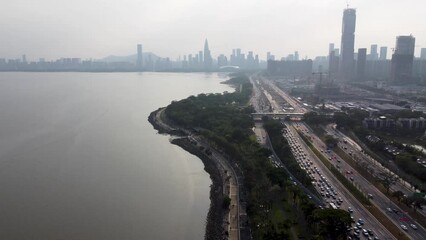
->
[294, 51, 299, 61]
[391, 35, 415, 83]
[380, 47, 388, 60]
[421, 48, 426, 60]
[357, 48, 367, 81]
[370, 44, 378, 60]
[339, 8, 356, 81]
[137, 44, 143, 70]
[329, 43, 335, 55]
[203, 39, 212, 70]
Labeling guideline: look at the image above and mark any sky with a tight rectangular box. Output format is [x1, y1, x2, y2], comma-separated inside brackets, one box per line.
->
[1, 0, 425, 61]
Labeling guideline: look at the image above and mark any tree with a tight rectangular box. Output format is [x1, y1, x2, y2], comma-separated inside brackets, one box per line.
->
[222, 196, 231, 209]
[303, 112, 327, 125]
[379, 172, 398, 194]
[406, 195, 426, 212]
[311, 209, 352, 240]
[392, 190, 405, 202]
[324, 134, 338, 148]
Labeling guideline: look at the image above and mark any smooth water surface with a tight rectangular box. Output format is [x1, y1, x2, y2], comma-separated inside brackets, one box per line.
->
[0, 72, 233, 240]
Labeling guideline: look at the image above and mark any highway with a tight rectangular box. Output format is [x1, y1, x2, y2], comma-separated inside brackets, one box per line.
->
[252, 75, 426, 239]
[324, 124, 415, 196]
[297, 123, 426, 240]
[285, 123, 395, 239]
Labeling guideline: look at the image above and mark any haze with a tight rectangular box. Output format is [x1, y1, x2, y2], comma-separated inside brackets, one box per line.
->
[2, 0, 425, 60]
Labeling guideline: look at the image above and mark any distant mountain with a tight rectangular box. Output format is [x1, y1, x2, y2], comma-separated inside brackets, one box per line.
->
[101, 52, 160, 63]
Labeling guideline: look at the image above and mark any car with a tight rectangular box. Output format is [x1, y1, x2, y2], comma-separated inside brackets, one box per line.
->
[401, 224, 408, 231]
[410, 224, 418, 230]
[358, 219, 364, 225]
[350, 177, 354, 181]
[362, 229, 368, 236]
[367, 193, 373, 199]
[348, 207, 353, 213]
[386, 207, 392, 213]
[367, 229, 373, 235]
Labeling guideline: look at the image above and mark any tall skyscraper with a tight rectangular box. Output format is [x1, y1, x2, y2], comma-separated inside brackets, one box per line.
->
[357, 48, 367, 81]
[203, 39, 212, 70]
[136, 44, 143, 70]
[421, 48, 426, 60]
[370, 44, 378, 60]
[294, 51, 299, 61]
[391, 35, 415, 83]
[339, 8, 356, 81]
[380, 46, 388, 60]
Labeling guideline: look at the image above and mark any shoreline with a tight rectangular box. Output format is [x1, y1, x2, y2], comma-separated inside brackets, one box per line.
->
[148, 108, 228, 240]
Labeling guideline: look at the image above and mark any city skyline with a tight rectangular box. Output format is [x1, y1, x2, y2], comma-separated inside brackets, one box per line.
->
[1, 0, 426, 61]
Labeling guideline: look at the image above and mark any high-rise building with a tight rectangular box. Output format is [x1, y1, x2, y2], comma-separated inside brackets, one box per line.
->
[357, 48, 367, 81]
[199, 51, 203, 64]
[380, 46, 388, 60]
[136, 44, 143, 70]
[391, 35, 415, 83]
[369, 44, 378, 60]
[339, 8, 356, 81]
[203, 39, 212, 70]
[334, 48, 340, 56]
[294, 51, 299, 61]
[420, 48, 426, 60]
[329, 43, 335, 55]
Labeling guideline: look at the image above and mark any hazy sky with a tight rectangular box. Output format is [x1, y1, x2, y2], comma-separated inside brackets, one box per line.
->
[2, 0, 425, 61]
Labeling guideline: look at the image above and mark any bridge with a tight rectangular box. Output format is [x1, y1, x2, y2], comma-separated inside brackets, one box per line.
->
[251, 112, 305, 121]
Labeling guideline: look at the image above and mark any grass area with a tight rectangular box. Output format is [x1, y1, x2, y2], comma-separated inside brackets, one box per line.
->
[297, 130, 411, 240]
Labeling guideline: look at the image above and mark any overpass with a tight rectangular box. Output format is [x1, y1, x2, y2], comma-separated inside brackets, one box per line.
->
[251, 112, 306, 119]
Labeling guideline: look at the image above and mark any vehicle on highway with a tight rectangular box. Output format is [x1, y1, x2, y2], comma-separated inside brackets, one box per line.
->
[401, 224, 408, 231]
[410, 224, 418, 230]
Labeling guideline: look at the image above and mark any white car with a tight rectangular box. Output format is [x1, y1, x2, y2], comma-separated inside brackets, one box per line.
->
[410, 224, 418, 230]
[401, 224, 408, 231]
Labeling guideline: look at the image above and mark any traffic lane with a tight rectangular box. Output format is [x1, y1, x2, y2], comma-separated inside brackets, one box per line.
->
[297, 124, 424, 239]
[337, 142, 413, 196]
[310, 135, 426, 239]
[325, 126, 414, 196]
[287, 124, 392, 239]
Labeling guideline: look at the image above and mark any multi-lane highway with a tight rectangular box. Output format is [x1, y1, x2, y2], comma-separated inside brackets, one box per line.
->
[251, 75, 426, 239]
[285, 123, 395, 239]
[297, 121, 426, 240]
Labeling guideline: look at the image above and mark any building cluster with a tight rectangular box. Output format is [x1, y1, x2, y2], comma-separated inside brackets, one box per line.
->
[2, 8, 424, 78]
[333, 9, 426, 84]
[266, 8, 426, 85]
[0, 39, 269, 72]
[180, 43, 262, 71]
[363, 116, 426, 130]
[0, 57, 135, 71]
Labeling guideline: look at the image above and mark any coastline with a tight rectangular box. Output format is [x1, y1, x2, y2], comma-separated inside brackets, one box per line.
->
[148, 108, 228, 240]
